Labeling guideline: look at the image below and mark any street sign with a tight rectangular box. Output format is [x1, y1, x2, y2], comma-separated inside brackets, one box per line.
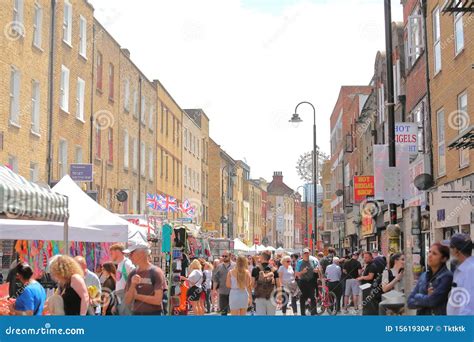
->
[353, 176, 374, 203]
[333, 213, 345, 223]
[395, 122, 418, 155]
[177, 217, 192, 223]
[70, 163, 93, 182]
[384, 167, 403, 204]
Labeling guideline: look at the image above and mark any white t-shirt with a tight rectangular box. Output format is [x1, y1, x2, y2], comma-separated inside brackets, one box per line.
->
[116, 257, 135, 291]
[203, 270, 212, 289]
[188, 270, 203, 288]
[278, 265, 295, 286]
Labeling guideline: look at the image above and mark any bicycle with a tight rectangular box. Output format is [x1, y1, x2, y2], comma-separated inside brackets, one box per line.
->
[315, 278, 337, 315]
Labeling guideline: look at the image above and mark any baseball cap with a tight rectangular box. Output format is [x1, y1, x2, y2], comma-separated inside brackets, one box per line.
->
[123, 241, 150, 254]
[303, 248, 310, 254]
[442, 233, 473, 254]
[352, 251, 359, 256]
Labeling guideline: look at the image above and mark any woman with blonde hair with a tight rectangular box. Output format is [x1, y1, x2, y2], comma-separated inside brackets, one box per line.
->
[49, 255, 89, 315]
[226, 255, 252, 315]
[180, 259, 205, 315]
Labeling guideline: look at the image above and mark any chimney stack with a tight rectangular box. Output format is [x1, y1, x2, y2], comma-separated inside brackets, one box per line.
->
[121, 48, 130, 58]
[272, 171, 283, 182]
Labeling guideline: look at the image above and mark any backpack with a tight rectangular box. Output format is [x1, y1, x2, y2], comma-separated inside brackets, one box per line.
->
[320, 256, 333, 273]
[254, 265, 276, 299]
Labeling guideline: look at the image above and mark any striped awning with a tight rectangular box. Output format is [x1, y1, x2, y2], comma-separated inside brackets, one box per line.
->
[0, 166, 68, 222]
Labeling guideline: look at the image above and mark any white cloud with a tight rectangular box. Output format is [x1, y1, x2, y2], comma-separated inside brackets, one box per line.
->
[90, 0, 402, 189]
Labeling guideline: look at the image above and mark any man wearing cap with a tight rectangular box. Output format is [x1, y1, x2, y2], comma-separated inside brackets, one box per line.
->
[445, 233, 474, 315]
[109, 243, 135, 315]
[124, 242, 167, 315]
[295, 248, 320, 315]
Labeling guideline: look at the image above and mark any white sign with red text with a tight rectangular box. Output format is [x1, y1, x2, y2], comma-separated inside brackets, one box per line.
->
[395, 122, 418, 155]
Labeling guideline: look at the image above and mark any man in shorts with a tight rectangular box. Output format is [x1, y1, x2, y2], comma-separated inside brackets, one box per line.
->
[343, 252, 362, 314]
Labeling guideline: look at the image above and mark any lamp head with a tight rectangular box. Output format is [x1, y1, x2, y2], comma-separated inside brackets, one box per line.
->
[289, 113, 303, 123]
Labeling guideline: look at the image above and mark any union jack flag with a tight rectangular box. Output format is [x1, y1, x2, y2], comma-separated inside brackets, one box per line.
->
[146, 193, 160, 210]
[159, 195, 178, 212]
[180, 199, 196, 217]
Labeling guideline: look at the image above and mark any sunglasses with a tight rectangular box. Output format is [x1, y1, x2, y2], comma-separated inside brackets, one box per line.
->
[222, 255, 229, 258]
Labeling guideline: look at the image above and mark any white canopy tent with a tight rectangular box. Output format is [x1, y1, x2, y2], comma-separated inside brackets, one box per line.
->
[52, 175, 146, 244]
[265, 246, 276, 252]
[248, 244, 267, 254]
[233, 238, 249, 252]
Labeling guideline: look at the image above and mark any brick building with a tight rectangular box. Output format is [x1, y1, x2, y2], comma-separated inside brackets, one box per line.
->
[427, 1, 473, 242]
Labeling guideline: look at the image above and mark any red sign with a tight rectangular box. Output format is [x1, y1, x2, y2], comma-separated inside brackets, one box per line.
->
[304, 238, 308, 244]
[353, 176, 375, 203]
[254, 237, 260, 245]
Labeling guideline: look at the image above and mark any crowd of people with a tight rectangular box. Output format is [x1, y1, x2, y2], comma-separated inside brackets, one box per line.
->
[3, 233, 473, 316]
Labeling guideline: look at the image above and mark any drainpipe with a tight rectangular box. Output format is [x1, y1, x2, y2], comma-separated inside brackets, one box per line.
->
[89, 24, 96, 191]
[138, 76, 143, 212]
[46, 0, 56, 186]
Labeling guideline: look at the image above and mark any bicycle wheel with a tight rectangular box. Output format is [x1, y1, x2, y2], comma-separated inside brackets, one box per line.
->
[315, 296, 325, 315]
[327, 291, 338, 316]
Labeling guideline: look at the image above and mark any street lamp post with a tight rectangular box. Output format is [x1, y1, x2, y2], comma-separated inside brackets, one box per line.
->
[290, 102, 318, 254]
[296, 185, 308, 249]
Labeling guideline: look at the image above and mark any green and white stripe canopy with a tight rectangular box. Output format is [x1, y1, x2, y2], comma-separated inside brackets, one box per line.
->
[0, 166, 69, 222]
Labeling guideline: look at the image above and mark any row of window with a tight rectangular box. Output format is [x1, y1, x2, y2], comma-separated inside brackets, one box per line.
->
[183, 165, 201, 193]
[122, 130, 154, 180]
[11, 0, 88, 56]
[436, 91, 470, 177]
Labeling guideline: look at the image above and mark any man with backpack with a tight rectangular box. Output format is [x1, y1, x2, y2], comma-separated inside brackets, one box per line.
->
[320, 247, 336, 274]
[124, 242, 167, 315]
[252, 252, 280, 315]
[295, 248, 321, 315]
[110, 243, 135, 315]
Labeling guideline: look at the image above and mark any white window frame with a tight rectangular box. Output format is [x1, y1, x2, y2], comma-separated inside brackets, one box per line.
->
[140, 142, 146, 176]
[13, 0, 24, 36]
[58, 139, 68, 178]
[79, 15, 87, 58]
[124, 79, 130, 112]
[8, 155, 19, 174]
[76, 77, 85, 121]
[33, 3, 42, 48]
[148, 147, 153, 180]
[63, 0, 73, 46]
[393, 60, 401, 104]
[378, 84, 385, 124]
[433, 7, 442, 74]
[437, 109, 446, 177]
[75, 145, 83, 164]
[29, 162, 39, 182]
[149, 104, 154, 130]
[458, 92, 469, 168]
[184, 128, 188, 149]
[141, 96, 146, 124]
[123, 130, 129, 170]
[10, 66, 21, 126]
[133, 90, 138, 118]
[454, 11, 464, 56]
[406, 7, 424, 68]
[132, 137, 138, 172]
[31, 80, 40, 134]
[60, 65, 70, 112]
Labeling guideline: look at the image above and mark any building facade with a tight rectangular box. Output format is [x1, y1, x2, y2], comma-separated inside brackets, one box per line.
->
[427, 1, 473, 242]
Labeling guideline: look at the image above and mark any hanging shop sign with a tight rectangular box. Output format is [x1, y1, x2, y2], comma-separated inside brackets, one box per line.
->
[353, 176, 374, 204]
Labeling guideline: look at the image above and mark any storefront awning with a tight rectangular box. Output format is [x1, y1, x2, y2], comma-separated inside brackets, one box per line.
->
[448, 125, 474, 150]
[442, 0, 474, 15]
